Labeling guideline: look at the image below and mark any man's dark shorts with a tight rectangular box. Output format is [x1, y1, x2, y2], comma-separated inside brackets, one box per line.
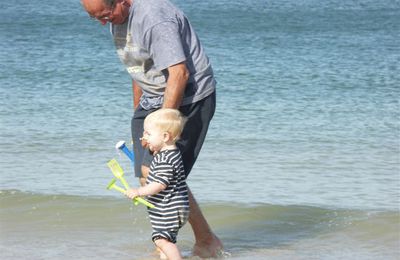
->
[131, 92, 216, 178]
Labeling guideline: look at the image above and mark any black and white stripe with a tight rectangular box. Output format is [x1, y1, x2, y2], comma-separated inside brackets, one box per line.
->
[146, 149, 189, 242]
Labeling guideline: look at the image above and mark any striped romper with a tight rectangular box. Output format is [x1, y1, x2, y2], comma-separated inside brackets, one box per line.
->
[146, 149, 190, 243]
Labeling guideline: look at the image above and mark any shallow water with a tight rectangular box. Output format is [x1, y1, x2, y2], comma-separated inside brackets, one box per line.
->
[1, 190, 399, 259]
[0, 0, 399, 258]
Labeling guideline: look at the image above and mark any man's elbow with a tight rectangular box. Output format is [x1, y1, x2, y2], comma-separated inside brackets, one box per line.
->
[177, 63, 190, 84]
[169, 62, 190, 83]
[182, 65, 190, 82]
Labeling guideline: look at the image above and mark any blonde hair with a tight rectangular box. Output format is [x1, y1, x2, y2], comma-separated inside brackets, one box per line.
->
[144, 109, 187, 141]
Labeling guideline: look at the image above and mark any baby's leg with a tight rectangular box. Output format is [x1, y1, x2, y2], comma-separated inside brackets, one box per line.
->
[154, 238, 182, 260]
[156, 247, 167, 260]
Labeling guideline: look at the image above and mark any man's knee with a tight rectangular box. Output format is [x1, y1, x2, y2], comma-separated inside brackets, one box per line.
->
[139, 165, 150, 186]
[139, 177, 146, 186]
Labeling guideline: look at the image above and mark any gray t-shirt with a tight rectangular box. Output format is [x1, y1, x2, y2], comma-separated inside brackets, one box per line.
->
[111, 0, 216, 109]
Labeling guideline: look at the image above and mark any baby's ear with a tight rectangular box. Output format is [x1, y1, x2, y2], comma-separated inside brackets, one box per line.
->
[163, 131, 173, 142]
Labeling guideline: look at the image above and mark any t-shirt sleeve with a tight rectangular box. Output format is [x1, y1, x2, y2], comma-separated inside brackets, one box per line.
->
[143, 21, 186, 71]
[151, 162, 174, 187]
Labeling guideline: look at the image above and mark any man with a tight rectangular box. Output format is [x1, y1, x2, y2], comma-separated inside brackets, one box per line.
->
[81, 0, 223, 257]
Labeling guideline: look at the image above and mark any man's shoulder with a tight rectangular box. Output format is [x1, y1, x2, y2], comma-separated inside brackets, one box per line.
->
[134, 0, 182, 27]
[135, 0, 178, 12]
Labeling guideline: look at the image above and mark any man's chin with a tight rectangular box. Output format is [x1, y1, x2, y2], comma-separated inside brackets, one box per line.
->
[111, 17, 128, 25]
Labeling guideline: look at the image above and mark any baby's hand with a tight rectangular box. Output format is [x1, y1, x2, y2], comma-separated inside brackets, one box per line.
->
[125, 188, 139, 199]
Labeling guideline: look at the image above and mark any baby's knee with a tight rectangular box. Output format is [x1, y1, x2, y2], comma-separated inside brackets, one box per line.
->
[154, 237, 169, 248]
[152, 230, 178, 244]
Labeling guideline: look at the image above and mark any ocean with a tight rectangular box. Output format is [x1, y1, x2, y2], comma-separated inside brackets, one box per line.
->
[1, 0, 399, 259]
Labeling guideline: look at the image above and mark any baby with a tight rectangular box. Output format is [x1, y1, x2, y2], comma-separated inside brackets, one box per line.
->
[126, 108, 190, 260]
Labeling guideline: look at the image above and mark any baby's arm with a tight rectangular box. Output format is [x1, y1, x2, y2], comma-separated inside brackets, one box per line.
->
[125, 182, 166, 199]
[137, 182, 166, 197]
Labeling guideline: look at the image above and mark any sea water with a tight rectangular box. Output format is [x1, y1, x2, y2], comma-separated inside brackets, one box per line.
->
[0, 0, 399, 259]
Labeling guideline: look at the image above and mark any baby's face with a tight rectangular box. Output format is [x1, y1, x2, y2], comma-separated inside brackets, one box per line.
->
[142, 124, 165, 153]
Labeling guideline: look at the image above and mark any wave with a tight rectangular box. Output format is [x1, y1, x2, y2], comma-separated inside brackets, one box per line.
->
[1, 189, 399, 259]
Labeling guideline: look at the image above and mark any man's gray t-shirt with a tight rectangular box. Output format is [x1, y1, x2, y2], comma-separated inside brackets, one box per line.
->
[111, 0, 216, 109]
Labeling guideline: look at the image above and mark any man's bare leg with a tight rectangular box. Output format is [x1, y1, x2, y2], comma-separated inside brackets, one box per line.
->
[140, 165, 150, 185]
[188, 188, 224, 258]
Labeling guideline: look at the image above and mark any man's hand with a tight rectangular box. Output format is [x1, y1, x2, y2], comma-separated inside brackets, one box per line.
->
[132, 80, 142, 110]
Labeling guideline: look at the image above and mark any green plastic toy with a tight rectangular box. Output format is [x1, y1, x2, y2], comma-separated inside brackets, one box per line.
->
[107, 159, 155, 208]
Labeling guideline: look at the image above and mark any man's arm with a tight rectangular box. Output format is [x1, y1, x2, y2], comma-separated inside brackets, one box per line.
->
[132, 80, 142, 110]
[163, 62, 189, 109]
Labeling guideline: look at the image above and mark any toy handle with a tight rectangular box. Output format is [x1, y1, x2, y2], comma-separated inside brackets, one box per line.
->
[111, 184, 154, 208]
[118, 176, 152, 207]
[116, 141, 134, 162]
[114, 141, 154, 208]
[120, 177, 131, 190]
[134, 197, 155, 208]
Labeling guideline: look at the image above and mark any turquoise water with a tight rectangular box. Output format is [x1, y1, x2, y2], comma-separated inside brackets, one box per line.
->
[1, 0, 399, 258]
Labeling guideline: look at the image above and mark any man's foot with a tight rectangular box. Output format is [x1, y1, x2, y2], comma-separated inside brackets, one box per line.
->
[192, 234, 224, 258]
